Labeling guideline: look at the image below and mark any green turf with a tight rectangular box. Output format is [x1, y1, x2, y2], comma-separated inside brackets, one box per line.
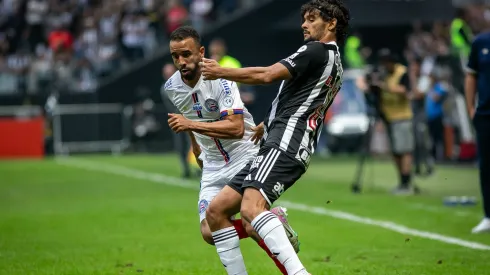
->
[1, 155, 489, 275]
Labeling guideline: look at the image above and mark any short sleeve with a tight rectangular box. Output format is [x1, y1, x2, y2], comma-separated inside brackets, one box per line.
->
[161, 83, 179, 114]
[467, 39, 479, 74]
[279, 42, 324, 77]
[217, 79, 245, 119]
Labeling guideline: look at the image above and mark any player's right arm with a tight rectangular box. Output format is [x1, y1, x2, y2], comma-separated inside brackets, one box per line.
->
[465, 37, 479, 119]
[201, 42, 324, 85]
[188, 131, 203, 169]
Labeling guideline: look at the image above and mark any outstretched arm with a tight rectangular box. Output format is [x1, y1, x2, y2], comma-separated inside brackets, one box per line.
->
[201, 42, 326, 86]
[201, 59, 292, 85]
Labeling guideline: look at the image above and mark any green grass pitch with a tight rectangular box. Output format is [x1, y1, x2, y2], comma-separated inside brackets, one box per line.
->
[1, 155, 489, 274]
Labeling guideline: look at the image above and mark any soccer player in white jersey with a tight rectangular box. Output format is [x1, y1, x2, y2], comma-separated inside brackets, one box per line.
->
[161, 26, 299, 275]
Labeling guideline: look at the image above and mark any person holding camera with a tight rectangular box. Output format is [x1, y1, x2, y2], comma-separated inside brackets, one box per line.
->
[374, 50, 417, 195]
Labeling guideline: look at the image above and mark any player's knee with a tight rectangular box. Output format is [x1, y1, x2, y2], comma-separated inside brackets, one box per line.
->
[200, 221, 214, 245]
[205, 204, 221, 227]
[240, 188, 268, 222]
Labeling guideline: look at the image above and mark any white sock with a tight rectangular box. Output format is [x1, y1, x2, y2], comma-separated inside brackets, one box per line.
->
[251, 211, 307, 275]
[211, 227, 247, 275]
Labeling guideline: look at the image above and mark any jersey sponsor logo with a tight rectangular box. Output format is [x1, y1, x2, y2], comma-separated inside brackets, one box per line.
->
[272, 182, 285, 198]
[204, 99, 219, 112]
[223, 96, 234, 107]
[220, 79, 232, 95]
[198, 199, 209, 214]
[283, 52, 299, 68]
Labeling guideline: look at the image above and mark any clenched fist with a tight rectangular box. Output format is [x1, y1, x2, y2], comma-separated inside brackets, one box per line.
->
[168, 113, 193, 133]
[200, 58, 222, 80]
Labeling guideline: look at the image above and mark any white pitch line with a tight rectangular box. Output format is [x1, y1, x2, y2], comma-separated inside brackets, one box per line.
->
[56, 157, 490, 251]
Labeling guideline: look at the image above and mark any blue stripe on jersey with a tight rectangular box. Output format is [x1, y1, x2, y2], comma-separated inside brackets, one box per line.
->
[213, 138, 230, 163]
[191, 93, 203, 118]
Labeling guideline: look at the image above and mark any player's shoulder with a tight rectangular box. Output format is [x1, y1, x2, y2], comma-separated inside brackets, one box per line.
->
[299, 41, 332, 56]
[163, 71, 183, 93]
[204, 78, 235, 97]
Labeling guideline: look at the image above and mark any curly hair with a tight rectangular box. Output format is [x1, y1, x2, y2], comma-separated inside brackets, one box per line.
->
[301, 0, 350, 44]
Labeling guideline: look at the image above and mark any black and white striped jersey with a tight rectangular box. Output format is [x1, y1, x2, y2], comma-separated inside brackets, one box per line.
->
[262, 41, 343, 168]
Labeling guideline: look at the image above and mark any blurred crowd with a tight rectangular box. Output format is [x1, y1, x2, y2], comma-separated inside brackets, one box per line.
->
[0, 0, 248, 95]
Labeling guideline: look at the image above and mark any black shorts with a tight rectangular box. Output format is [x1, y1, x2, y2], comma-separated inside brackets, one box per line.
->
[228, 146, 305, 205]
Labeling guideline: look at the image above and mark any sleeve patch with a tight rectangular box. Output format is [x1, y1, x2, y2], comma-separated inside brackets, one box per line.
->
[219, 79, 232, 96]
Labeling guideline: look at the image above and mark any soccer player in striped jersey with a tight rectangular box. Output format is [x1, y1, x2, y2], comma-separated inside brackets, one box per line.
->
[201, 0, 350, 274]
[162, 26, 299, 275]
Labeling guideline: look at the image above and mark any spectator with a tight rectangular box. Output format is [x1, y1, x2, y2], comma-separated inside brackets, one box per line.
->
[208, 37, 256, 105]
[25, 0, 49, 52]
[73, 56, 97, 92]
[190, 0, 213, 34]
[48, 22, 74, 53]
[0, 0, 246, 98]
[426, 67, 449, 161]
[121, 11, 148, 62]
[28, 45, 53, 94]
[165, 0, 189, 36]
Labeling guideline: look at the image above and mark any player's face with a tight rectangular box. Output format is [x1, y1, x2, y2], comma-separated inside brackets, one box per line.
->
[302, 10, 335, 42]
[169, 38, 204, 81]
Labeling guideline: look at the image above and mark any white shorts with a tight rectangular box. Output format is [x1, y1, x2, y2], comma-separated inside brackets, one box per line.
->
[198, 154, 255, 223]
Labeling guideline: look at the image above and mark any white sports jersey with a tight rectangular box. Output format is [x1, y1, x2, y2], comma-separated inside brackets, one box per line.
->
[163, 72, 258, 170]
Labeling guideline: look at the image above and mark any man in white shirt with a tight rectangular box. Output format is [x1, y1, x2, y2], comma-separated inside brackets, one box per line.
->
[161, 26, 299, 275]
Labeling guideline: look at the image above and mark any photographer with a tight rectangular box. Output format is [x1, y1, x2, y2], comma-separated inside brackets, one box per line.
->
[373, 50, 416, 195]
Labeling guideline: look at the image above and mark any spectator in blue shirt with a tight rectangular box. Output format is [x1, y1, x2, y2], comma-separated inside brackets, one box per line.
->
[465, 31, 490, 234]
[425, 69, 448, 161]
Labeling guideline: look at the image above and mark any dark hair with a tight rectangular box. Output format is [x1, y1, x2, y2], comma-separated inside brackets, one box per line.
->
[301, 0, 350, 44]
[169, 26, 201, 47]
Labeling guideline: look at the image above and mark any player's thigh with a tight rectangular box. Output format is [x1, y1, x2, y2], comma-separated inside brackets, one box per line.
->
[242, 146, 305, 207]
[390, 120, 414, 155]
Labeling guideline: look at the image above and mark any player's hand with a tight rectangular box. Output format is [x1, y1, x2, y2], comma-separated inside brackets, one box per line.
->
[168, 113, 192, 133]
[200, 58, 221, 80]
[250, 122, 264, 145]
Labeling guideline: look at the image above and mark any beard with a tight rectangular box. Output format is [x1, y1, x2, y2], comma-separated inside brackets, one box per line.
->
[304, 37, 315, 43]
[181, 67, 199, 81]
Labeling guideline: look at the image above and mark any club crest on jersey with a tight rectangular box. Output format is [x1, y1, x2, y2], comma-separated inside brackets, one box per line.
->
[199, 199, 208, 214]
[193, 102, 203, 111]
[205, 99, 219, 112]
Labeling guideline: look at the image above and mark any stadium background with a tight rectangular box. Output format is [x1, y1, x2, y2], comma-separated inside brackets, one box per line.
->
[1, 0, 488, 274]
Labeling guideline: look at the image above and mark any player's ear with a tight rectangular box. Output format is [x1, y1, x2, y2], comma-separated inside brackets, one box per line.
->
[327, 18, 337, 32]
[200, 46, 205, 58]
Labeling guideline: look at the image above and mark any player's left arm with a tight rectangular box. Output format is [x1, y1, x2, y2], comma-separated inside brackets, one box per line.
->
[465, 38, 479, 118]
